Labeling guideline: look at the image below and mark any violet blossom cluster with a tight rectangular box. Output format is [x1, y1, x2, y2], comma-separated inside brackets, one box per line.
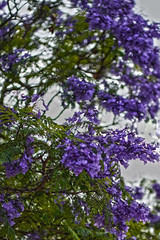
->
[93, 196, 149, 239]
[132, 186, 144, 200]
[93, 181, 149, 239]
[92, 182, 149, 240]
[153, 182, 160, 199]
[0, 193, 24, 226]
[61, 110, 159, 178]
[0, 1, 6, 10]
[127, 181, 160, 226]
[111, 63, 160, 119]
[92, 180, 149, 240]
[149, 213, 160, 224]
[73, 0, 160, 76]
[0, 49, 30, 72]
[62, 74, 160, 121]
[110, 199, 149, 239]
[3, 136, 34, 178]
[57, 0, 160, 121]
[61, 76, 95, 106]
[98, 90, 146, 120]
[58, 109, 160, 238]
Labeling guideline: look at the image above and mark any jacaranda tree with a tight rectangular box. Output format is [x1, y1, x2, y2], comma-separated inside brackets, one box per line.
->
[1, 0, 160, 239]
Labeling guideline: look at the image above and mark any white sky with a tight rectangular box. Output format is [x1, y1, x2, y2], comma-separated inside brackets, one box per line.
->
[135, 0, 160, 22]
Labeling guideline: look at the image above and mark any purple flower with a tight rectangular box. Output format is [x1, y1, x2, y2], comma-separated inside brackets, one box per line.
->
[0, 194, 24, 226]
[149, 213, 160, 223]
[153, 183, 160, 198]
[61, 76, 95, 105]
[93, 187, 149, 239]
[60, 137, 101, 178]
[60, 113, 159, 179]
[27, 231, 41, 240]
[63, 0, 160, 122]
[98, 90, 146, 121]
[0, 1, 6, 10]
[133, 187, 143, 200]
[66, 107, 99, 125]
[81, 0, 160, 77]
[4, 136, 34, 178]
[84, 107, 100, 124]
[0, 49, 30, 71]
[94, 213, 105, 228]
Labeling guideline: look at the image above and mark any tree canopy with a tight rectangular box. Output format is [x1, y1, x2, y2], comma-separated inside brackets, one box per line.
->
[1, 0, 160, 239]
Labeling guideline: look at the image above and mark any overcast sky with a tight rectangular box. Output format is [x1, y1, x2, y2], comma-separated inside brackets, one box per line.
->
[135, 0, 160, 22]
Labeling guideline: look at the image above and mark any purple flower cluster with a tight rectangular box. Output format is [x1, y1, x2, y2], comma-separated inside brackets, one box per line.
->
[103, 129, 159, 168]
[0, 1, 6, 10]
[0, 49, 30, 71]
[60, 112, 106, 178]
[60, 69, 160, 120]
[93, 182, 149, 239]
[67, 107, 99, 125]
[98, 90, 146, 120]
[60, 111, 159, 179]
[58, 108, 160, 237]
[110, 199, 149, 239]
[115, 20, 160, 76]
[0, 193, 24, 226]
[111, 62, 160, 119]
[61, 74, 160, 120]
[149, 213, 160, 224]
[132, 186, 143, 200]
[62, 76, 156, 121]
[60, 136, 101, 178]
[4, 136, 34, 178]
[153, 183, 160, 199]
[80, 0, 160, 76]
[56, 0, 160, 121]
[61, 76, 95, 104]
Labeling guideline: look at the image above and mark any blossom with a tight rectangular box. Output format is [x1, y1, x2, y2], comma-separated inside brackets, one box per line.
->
[82, 0, 160, 76]
[98, 90, 146, 120]
[0, 49, 30, 71]
[60, 137, 101, 178]
[4, 136, 34, 178]
[133, 187, 143, 200]
[58, 0, 160, 122]
[60, 112, 159, 179]
[153, 183, 160, 198]
[0, 194, 24, 226]
[61, 76, 95, 105]
[149, 213, 160, 223]
[0, 1, 6, 10]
